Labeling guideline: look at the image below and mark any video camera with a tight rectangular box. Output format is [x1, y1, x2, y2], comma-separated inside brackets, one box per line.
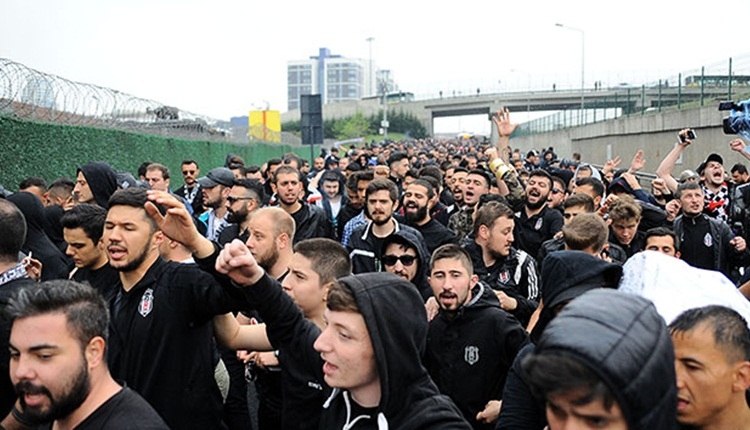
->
[719, 99, 750, 140]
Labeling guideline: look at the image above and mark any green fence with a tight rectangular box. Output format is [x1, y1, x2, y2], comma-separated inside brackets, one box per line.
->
[0, 115, 314, 190]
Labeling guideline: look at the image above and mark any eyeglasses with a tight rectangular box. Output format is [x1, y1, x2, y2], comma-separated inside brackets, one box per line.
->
[182, 170, 196, 175]
[563, 212, 580, 219]
[227, 196, 254, 204]
[551, 188, 563, 195]
[382, 254, 417, 267]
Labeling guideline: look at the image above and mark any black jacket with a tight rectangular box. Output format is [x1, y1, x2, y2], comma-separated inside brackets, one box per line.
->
[464, 240, 540, 327]
[235, 271, 470, 429]
[291, 202, 334, 244]
[673, 213, 750, 280]
[106, 258, 248, 429]
[530, 289, 678, 430]
[513, 205, 563, 261]
[425, 282, 528, 429]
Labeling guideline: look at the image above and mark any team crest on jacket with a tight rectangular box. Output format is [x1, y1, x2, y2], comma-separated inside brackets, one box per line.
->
[464, 346, 479, 365]
[704, 233, 712, 247]
[534, 218, 543, 230]
[138, 288, 154, 317]
[499, 271, 510, 283]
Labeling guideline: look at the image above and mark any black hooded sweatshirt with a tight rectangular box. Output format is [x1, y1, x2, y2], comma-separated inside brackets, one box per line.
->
[380, 228, 432, 300]
[78, 161, 118, 208]
[528, 289, 678, 430]
[497, 251, 623, 430]
[7, 192, 69, 281]
[426, 281, 528, 429]
[234, 271, 471, 429]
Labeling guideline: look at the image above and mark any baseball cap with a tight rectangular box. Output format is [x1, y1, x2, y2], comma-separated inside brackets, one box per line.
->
[696, 153, 723, 175]
[197, 167, 235, 188]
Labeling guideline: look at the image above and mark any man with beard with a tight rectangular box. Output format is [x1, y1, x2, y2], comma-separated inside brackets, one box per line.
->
[425, 244, 528, 429]
[6, 280, 168, 429]
[513, 169, 563, 261]
[273, 165, 333, 244]
[464, 201, 539, 327]
[101, 187, 250, 429]
[401, 179, 457, 255]
[348, 178, 423, 274]
[671, 182, 749, 280]
[448, 169, 492, 244]
[444, 167, 468, 219]
[219, 178, 264, 245]
[174, 159, 205, 214]
[314, 170, 348, 241]
[197, 167, 235, 241]
[387, 151, 411, 194]
[380, 229, 432, 300]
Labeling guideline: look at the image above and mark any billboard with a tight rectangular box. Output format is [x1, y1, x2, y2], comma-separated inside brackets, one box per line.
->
[249, 110, 281, 142]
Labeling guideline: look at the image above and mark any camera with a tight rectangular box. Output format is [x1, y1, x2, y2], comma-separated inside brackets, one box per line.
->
[719, 99, 750, 140]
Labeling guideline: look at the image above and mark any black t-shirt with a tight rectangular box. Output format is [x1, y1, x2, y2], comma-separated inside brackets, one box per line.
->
[71, 263, 120, 298]
[39, 387, 168, 430]
[513, 206, 564, 261]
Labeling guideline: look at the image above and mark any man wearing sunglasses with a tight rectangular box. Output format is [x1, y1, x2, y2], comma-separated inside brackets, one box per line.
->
[174, 159, 204, 214]
[380, 229, 432, 300]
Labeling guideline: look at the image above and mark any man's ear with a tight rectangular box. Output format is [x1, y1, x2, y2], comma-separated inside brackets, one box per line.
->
[733, 361, 750, 392]
[85, 336, 106, 369]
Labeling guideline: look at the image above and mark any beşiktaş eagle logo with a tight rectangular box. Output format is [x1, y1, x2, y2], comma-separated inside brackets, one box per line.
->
[138, 288, 154, 317]
[464, 346, 479, 365]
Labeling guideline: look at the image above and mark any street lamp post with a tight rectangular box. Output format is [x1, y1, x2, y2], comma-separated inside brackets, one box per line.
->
[380, 70, 390, 139]
[366, 37, 374, 97]
[555, 23, 585, 123]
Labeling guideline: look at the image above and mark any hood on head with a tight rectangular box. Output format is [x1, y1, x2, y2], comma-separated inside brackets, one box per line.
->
[337, 272, 434, 417]
[78, 162, 118, 208]
[380, 229, 431, 299]
[535, 289, 677, 430]
[532, 251, 622, 342]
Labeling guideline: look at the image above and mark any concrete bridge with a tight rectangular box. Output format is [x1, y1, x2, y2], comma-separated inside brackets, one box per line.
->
[281, 85, 738, 136]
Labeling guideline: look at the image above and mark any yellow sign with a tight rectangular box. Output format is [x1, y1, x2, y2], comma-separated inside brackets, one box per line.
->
[249, 110, 281, 142]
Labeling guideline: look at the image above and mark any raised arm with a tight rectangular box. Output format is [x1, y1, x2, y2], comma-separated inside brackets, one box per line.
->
[146, 190, 215, 258]
[655, 129, 693, 193]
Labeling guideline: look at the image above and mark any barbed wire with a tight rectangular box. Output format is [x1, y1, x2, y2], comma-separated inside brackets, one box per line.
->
[0, 58, 249, 143]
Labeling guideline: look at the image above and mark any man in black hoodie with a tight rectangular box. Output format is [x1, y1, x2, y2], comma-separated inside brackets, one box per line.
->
[522, 289, 677, 430]
[425, 244, 527, 429]
[213, 241, 471, 429]
[74, 161, 118, 208]
[380, 229, 432, 300]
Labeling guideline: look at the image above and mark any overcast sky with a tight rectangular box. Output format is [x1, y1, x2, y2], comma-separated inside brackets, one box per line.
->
[2, 0, 749, 134]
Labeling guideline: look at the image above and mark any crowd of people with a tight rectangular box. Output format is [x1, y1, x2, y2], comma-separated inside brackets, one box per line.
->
[0, 109, 749, 429]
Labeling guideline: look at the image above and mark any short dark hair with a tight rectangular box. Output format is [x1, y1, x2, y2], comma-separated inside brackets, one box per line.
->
[562, 213, 608, 253]
[575, 177, 605, 198]
[387, 151, 409, 166]
[563, 193, 595, 212]
[409, 179, 436, 200]
[529, 169, 553, 188]
[61, 203, 107, 243]
[430, 244, 473, 276]
[7, 280, 110, 349]
[670, 305, 750, 362]
[731, 163, 748, 175]
[418, 165, 443, 184]
[473, 201, 514, 237]
[233, 178, 265, 204]
[645, 227, 680, 252]
[108, 188, 165, 232]
[467, 169, 492, 189]
[366, 178, 398, 202]
[182, 159, 199, 168]
[523, 351, 617, 411]
[294, 239, 351, 285]
[273, 165, 302, 183]
[146, 163, 170, 180]
[676, 181, 702, 198]
[47, 177, 75, 197]
[19, 177, 47, 191]
[0, 200, 26, 263]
